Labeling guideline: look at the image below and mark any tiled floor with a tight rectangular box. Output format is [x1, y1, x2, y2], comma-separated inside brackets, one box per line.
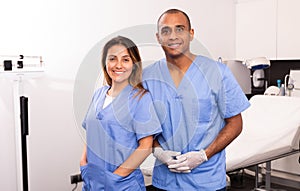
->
[146, 174, 299, 191]
[228, 174, 299, 191]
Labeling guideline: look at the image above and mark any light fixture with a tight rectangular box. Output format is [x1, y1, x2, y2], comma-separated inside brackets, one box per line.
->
[243, 57, 271, 88]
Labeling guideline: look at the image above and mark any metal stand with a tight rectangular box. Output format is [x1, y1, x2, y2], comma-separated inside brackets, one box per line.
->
[255, 165, 260, 189]
[252, 162, 287, 191]
[20, 96, 29, 191]
[13, 78, 25, 191]
[1, 55, 44, 191]
[265, 161, 271, 190]
[12, 77, 29, 191]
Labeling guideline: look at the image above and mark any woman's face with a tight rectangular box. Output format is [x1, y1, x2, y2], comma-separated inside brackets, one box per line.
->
[106, 44, 133, 86]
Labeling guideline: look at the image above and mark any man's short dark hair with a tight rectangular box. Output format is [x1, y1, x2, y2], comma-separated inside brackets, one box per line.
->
[157, 9, 191, 30]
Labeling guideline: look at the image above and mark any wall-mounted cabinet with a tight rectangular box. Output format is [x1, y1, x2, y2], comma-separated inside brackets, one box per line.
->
[277, 0, 300, 59]
[236, 0, 300, 60]
[236, 0, 277, 60]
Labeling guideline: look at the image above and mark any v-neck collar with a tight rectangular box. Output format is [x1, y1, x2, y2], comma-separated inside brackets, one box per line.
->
[160, 57, 198, 91]
[98, 85, 132, 112]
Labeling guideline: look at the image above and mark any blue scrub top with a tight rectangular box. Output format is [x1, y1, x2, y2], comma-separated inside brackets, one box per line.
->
[81, 85, 162, 191]
[143, 56, 250, 190]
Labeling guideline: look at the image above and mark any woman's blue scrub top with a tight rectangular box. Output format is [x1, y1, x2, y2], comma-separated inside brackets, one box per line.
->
[81, 85, 162, 191]
[143, 56, 250, 190]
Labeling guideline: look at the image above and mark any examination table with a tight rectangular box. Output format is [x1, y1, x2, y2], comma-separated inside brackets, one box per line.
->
[226, 95, 300, 189]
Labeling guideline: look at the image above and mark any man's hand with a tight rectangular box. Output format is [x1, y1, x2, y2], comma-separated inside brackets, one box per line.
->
[168, 149, 208, 171]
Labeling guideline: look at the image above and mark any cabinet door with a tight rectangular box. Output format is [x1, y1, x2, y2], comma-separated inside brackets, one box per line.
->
[236, 0, 277, 60]
[277, 0, 300, 59]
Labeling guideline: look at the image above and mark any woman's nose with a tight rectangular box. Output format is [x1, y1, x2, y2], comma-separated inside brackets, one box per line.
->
[115, 60, 122, 68]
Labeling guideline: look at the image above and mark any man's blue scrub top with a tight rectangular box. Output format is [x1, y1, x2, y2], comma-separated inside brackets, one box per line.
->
[143, 56, 250, 190]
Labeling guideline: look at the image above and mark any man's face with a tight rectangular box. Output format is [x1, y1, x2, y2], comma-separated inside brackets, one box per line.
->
[156, 12, 194, 59]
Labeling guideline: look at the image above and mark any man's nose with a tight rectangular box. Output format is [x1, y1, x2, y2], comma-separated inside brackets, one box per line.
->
[169, 29, 177, 39]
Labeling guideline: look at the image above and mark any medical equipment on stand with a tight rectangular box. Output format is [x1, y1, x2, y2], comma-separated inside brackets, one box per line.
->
[224, 60, 251, 94]
[0, 55, 44, 191]
[243, 57, 271, 89]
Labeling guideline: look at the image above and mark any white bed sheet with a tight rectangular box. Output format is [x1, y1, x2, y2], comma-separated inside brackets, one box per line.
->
[226, 95, 300, 172]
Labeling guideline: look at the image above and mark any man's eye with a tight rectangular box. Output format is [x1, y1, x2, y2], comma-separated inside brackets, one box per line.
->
[161, 28, 171, 35]
[176, 27, 184, 33]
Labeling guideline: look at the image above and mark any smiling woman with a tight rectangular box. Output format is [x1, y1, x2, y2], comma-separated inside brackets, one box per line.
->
[79, 36, 162, 191]
[105, 44, 134, 96]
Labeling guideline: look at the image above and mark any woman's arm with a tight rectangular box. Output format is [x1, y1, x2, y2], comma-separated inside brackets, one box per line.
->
[80, 144, 88, 166]
[113, 136, 153, 177]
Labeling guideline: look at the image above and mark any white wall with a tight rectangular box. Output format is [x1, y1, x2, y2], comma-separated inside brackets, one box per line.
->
[0, 1, 236, 190]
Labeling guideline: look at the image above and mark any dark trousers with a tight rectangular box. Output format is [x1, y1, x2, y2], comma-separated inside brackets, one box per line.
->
[151, 186, 226, 191]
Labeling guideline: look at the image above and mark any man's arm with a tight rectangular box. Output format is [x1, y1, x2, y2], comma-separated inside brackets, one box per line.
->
[168, 114, 243, 171]
[205, 113, 242, 159]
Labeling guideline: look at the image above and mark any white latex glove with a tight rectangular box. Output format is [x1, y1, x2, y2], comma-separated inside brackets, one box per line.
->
[168, 149, 208, 171]
[153, 147, 182, 166]
[169, 168, 191, 173]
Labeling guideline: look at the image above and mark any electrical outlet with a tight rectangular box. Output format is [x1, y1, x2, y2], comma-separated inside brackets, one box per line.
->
[70, 174, 83, 184]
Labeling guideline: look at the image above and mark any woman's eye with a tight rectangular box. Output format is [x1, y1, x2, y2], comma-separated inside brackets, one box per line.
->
[123, 58, 130, 62]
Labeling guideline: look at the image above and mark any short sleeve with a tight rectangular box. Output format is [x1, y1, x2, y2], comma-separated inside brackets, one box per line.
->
[219, 66, 250, 118]
[81, 102, 92, 130]
[132, 92, 162, 140]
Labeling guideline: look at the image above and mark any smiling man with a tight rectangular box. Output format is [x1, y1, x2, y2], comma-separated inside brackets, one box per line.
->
[143, 9, 250, 190]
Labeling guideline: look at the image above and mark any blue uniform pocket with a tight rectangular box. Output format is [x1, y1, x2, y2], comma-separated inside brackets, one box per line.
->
[81, 163, 106, 191]
[105, 171, 144, 191]
[194, 98, 212, 123]
[80, 165, 90, 191]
